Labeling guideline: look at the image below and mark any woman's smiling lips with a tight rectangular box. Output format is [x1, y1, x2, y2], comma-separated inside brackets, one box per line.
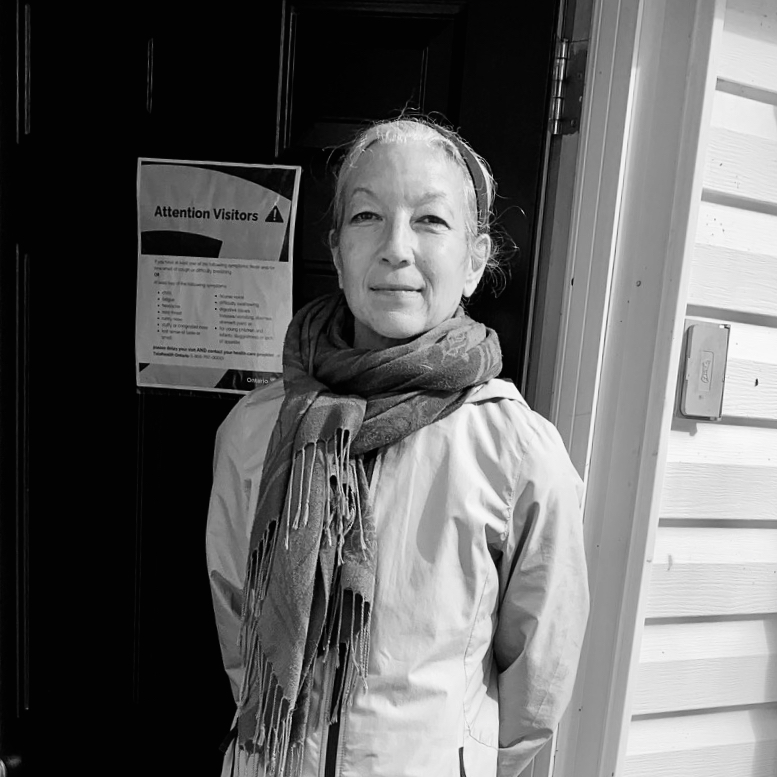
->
[370, 283, 422, 296]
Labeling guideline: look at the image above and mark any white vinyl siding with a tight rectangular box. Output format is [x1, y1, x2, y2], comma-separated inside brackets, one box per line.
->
[625, 707, 777, 777]
[624, 0, 777, 775]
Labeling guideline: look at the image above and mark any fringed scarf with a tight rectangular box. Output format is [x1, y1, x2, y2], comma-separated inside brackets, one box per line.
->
[237, 293, 502, 775]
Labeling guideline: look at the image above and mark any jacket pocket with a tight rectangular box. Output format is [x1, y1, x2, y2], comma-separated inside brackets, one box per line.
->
[460, 735, 499, 776]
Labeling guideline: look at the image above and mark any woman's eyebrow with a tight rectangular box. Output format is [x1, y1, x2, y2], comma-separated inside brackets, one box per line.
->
[349, 186, 377, 200]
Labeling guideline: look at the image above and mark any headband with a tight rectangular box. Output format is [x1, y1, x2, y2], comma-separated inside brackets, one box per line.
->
[435, 126, 489, 227]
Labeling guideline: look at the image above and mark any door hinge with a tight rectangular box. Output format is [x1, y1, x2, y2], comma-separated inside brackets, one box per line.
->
[549, 37, 588, 136]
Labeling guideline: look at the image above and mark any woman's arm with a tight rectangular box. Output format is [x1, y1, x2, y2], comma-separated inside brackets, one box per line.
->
[493, 417, 589, 777]
[206, 383, 284, 703]
[206, 415, 252, 702]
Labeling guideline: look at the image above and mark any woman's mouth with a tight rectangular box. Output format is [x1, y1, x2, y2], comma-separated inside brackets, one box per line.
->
[371, 284, 421, 294]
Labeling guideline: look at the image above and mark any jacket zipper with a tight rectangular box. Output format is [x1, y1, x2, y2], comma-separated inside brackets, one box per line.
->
[324, 643, 347, 777]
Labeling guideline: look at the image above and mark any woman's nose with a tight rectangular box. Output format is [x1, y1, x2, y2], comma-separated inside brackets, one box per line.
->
[380, 217, 415, 265]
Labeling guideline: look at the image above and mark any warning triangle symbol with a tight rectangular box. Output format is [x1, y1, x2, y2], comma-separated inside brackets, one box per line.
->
[265, 205, 284, 223]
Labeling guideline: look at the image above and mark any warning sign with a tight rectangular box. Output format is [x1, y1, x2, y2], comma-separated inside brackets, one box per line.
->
[265, 205, 284, 223]
[135, 158, 302, 393]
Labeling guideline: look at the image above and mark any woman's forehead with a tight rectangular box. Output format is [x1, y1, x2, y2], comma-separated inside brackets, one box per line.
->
[344, 139, 467, 202]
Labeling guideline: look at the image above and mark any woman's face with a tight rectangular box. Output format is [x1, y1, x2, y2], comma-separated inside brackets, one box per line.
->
[332, 140, 487, 350]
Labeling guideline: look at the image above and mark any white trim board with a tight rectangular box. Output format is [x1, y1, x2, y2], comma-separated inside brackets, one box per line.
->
[549, 1, 725, 775]
[548, 0, 639, 480]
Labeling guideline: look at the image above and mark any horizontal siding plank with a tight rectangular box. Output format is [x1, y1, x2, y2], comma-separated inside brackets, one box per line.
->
[646, 527, 777, 616]
[652, 527, 777, 563]
[627, 706, 777, 752]
[647, 565, 777, 616]
[724, 358, 777, 421]
[661, 462, 777, 520]
[639, 617, 776, 662]
[633, 619, 777, 713]
[625, 737, 777, 777]
[688, 243, 777, 316]
[719, 0, 777, 94]
[668, 422, 777, 466]
[625, 707, 777, 777]
[712, 89, 777, 141]
[704, 127, 777, 206]
[728, 321, 777, 362]
[696, 200, 777, 256]
[723, 323, 777, 421]
[634, 655, 777, 713]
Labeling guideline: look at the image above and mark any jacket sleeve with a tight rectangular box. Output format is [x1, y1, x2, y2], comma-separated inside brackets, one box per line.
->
[493, 416, 589, 777]
[206, 408, 253, 703]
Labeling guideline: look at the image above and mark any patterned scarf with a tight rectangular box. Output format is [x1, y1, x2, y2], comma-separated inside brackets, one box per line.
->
[237, 293, 502, 775]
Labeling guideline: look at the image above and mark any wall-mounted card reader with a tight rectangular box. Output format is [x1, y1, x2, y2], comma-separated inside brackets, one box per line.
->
[679, 322, 730, 420]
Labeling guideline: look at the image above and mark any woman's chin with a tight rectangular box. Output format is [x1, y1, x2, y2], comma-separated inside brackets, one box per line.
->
[353, 316, 427, 350]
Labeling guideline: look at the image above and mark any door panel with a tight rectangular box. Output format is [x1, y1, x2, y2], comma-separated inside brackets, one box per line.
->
[278, 2, 470, 306]
[6, 2, 558, 774]
[0, 3, 26, 772]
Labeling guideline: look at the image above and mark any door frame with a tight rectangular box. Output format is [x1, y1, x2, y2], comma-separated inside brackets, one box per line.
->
[535, 0, 726, 774]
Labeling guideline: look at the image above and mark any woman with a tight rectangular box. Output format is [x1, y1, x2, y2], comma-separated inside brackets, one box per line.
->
[207, 118, 589, 777]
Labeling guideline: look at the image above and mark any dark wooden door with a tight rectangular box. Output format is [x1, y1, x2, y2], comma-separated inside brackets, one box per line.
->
[1, 1, 559, 774]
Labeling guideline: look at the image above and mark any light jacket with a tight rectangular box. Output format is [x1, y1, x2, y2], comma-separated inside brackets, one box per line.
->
[206, 378, 589, 777]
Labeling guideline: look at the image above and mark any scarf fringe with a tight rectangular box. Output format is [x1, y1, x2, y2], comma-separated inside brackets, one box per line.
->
[323, 430, 360, 564]
[239, 428, 370, 773]
[240, 429, 362, 626]
[321, 585, 371, 723]
[234, 646, 297, 777]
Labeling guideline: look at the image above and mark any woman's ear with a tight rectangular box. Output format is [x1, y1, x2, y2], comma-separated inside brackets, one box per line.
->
[462, 234, 490, 298]
[330, 230, 344, 289]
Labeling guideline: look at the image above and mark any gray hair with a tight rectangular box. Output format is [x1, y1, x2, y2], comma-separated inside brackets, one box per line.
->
[329, 118, 500, 278]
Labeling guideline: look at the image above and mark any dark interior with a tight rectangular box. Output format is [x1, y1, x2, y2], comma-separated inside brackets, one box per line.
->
[0, 1, 560, 773]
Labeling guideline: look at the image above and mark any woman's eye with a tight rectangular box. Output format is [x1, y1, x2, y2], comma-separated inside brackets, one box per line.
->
[351, 211, 379, 223]
[418, 214, 449, 228]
